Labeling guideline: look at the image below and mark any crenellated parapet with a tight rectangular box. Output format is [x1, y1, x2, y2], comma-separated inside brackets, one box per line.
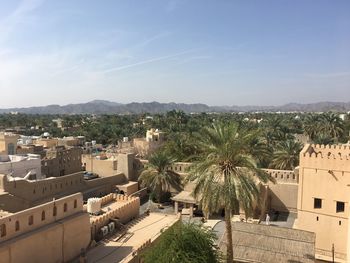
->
[300, 144, 350, 171]
[90, 194, 140, 230]
[262, 168, 299, 184]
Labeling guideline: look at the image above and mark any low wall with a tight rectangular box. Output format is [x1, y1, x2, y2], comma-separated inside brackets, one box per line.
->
[0, 213, 90, 263]
[0, 172, 127, 212]
[136, 159, 299, 213]
[268, 184, 299, 212]
[90, 195, 140, 238]
[0, 193, 83, 242]
[0, 193, 91, 263]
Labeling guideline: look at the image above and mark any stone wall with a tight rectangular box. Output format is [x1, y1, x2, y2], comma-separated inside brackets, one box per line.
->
[0, 193, 83, 242]
[0, 193, 91, 263]
[296, 144, 350, 262]
[136, 159, 299, 212]
[90, 194, 140, 228]
[0, 171, 127, 212]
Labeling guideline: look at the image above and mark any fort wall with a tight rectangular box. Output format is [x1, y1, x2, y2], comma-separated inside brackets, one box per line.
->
[297, 144, 350, 262]
[0, 171, 127, 212]
[90, 194, 140, 230]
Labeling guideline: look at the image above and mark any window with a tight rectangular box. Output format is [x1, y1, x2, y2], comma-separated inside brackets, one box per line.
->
[41, 211, 46, 221]
[314, 198, 322, 209]
[0, 224, 6, 237]
[336, 201, 345, 213]
[74, 199, 77, 208]
[15, 221, 20, 231]
[53, 206, 57, 216]
[28, 215, 34, 225]
[63, 203, 67, 212]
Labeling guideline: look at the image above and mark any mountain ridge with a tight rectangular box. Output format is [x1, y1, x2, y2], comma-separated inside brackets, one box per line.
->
[1, 100, 350, 114]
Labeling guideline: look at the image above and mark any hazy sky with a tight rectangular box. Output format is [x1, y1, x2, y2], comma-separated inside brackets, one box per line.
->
[0, 0, 350, 108]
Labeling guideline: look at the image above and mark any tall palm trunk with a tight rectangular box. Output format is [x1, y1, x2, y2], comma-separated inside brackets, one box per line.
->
[225, 207, 234, 263]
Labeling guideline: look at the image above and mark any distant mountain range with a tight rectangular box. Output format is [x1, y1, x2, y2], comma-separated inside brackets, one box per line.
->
[1, 100, 350, 114]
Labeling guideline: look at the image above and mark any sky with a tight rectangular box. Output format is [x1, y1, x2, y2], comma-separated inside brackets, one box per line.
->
[0, 0, 350, 108]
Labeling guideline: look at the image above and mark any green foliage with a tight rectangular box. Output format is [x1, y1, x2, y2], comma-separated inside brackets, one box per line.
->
[186, 121, 275, 263]
[138, 151, 183, 202]
[187, 121, 274, 217]
[142, 221, 222, 263]
[0, 112, 349, 159]
[303, 112, 345, 143]
[270, 140, 303, 170]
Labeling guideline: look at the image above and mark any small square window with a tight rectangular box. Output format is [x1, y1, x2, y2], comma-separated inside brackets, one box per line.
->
[314, 198, 322, 209]
[336, 202, 345, 213]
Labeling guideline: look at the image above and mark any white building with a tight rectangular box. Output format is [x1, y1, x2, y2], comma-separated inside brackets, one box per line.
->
[0, 154, 43, 180]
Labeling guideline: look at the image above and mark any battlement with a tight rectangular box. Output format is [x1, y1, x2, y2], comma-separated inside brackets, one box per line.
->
[300, 144, 350, 171]
[262, 168, 298, 184]
[302, 144, 350, 159]
[90, 194, 140, 234]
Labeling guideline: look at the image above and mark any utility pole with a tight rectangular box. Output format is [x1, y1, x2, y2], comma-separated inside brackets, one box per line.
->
[91, 152, 93, 174]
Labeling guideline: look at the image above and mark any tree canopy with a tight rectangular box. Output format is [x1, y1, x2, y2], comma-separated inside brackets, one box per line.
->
[142, 221, 222, 263]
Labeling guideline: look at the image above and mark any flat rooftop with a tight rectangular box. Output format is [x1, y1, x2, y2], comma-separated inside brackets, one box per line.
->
[219, 222, 316, 263]
[0, 154, 40, 163]
[87, 213, 179, 263]
[0, 210, 12, 218]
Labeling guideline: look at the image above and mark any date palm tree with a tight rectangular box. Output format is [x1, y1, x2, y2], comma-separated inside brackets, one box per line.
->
[186, 122, 274, 263]
[320, 112, 344, 140]
[270, 140, 303, 170]
[303, 114, 321, 140]
[139, 151, 182, 203]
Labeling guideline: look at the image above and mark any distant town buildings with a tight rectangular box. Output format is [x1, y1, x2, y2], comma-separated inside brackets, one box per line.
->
[0, 154, 43, 180]
[133, 128, 165, 157]
[0, 132, 19, 155]
[41, 146, 82, 177]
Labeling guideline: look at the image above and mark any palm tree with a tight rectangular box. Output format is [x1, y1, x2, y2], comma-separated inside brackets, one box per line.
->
[139, 151, 182, 203]
[186, 122, 274, 263]
[303, 114, 321, 140]
[270, 140, 303, 170]
[313, 133, 334, 145]
[320, 113, 344, 140]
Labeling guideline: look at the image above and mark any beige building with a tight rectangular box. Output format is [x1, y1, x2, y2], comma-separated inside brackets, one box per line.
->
[0, 132, 19, 155]
[33, 137, 58, 148]
[0, 193, 91, 263]
[135, 159, 300, 218]
[58, 136, 85, 147]
[133, 129, 165, 158]
[82, 153, 136, 181]
[16, 144, 45, 157]
[0, 170, 127, 213]
[296, 144, 350, 262]
[42, 146, 82, 177]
